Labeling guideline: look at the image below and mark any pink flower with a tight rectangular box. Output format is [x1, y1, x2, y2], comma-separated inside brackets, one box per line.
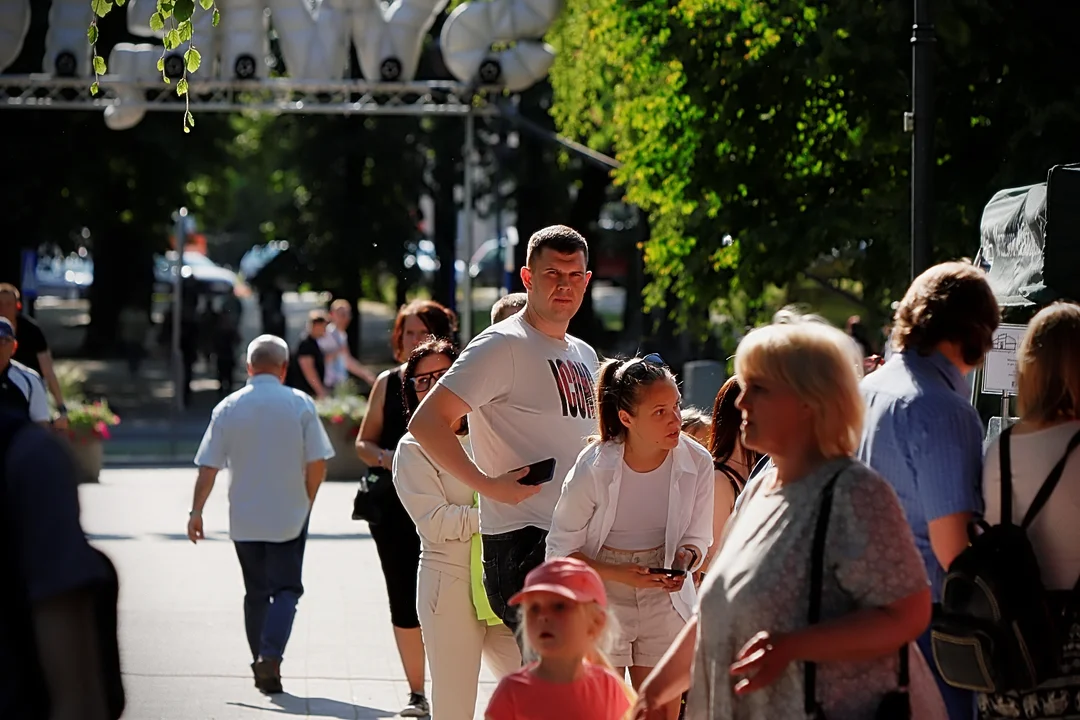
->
[94, 421, 111, 440]
[331, 414, 345, 424]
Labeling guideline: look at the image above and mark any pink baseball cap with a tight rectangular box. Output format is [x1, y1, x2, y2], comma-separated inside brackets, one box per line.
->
[508, 557, 608, 608]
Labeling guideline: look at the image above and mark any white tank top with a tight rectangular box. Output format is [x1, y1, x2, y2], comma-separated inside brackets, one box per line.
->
[605, 453, 672, 550]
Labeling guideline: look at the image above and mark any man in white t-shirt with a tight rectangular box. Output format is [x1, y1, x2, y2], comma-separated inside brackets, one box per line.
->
[409, 225, 599, 629]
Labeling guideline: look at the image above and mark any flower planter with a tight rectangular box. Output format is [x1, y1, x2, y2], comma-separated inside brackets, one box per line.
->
[66, 435, 104, 484]
[321, 417, 369, 482]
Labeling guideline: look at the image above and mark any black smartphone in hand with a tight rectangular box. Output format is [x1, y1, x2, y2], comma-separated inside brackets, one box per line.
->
[517, 458, 557, 486]
[648, 567, 686, 577]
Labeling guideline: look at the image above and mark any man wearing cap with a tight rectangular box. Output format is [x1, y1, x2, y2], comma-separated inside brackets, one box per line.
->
[0, 318, 51, 425]
[0, 284, 68, 428]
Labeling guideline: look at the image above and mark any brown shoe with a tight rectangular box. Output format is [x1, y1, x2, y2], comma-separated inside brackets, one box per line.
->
[252, 658, 283, 695]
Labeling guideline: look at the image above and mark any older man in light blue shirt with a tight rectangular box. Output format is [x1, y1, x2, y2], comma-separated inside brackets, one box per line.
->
[858, 261, 1000, 720]
[187, 334, 334, 695]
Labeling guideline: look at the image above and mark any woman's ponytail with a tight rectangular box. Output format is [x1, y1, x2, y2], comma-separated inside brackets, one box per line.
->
[595, 359, 625, 442]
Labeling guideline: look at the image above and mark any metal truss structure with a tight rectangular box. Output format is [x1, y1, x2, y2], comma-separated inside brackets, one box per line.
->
[0, 75, 498, 115]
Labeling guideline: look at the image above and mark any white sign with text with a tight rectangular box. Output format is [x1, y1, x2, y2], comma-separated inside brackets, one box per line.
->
[981, 323, 1028, 395]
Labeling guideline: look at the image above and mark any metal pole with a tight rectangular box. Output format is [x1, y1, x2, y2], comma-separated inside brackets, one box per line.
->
[1000, 391, 1011, 431]
[460, 110, 475, 343]
[910, 0, 936, 280]
[172, 208, 187, 412]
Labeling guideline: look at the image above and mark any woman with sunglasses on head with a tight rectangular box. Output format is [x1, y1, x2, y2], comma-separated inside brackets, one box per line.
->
[547, 353, 714, 720]
[393, 339, 521, 720]
[354, 299, 457, 718]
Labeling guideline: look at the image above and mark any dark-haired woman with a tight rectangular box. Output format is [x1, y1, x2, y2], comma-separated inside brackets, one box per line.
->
[547, 354, 714, 720]
[699, 377, 761, 576]
[355, 299, 458, 718]
[394, 339, 520, 720]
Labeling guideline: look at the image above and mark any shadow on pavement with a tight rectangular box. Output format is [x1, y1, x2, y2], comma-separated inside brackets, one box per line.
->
[228, 694, 396, 718]
[88, 532, 372, 542]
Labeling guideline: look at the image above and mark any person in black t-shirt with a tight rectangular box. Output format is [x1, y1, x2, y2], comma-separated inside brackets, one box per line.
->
[0, 284, 68, 428]
[286, 311, 329, 399]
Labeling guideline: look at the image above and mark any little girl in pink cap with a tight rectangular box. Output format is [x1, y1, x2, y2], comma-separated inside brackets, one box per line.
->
[485, 557, 634, 720]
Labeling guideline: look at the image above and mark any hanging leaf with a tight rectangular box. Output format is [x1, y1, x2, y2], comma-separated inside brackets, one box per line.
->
[184, 47, 202, 73]
[87, 24, 99, 44]
[93, 55, 107, 75]
[177, 78, 189, 96]
[198, 0, 213, 9]
[212, 8, 220, 26]
[149, 12, 165, 31]
[174, 0, 195, 22]
[157, 57, 165, 72]
[90, 82, 100, 96]
[165, 29, 181, 50]
[178, 20, 193, 43]
[90, 0, 113, 18]
[185, 111, 196, 128]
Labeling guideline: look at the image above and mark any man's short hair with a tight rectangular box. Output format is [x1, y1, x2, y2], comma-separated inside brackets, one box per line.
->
[308, 310, 329, 326]
[525, 225, 589, 267]
[892, 261, 1000, 365]
[247, 335, 289, 368]
[0, 283, 19, 300]
[490, 292, 528, 324]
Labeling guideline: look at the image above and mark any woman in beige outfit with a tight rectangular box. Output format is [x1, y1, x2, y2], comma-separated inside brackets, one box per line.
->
[393, 339, 521, 719]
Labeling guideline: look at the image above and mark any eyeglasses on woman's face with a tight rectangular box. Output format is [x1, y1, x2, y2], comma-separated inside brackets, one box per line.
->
[410, 368, 447, 392]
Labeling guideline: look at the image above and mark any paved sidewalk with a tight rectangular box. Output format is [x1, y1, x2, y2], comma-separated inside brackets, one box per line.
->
[81, 469, 501, 719]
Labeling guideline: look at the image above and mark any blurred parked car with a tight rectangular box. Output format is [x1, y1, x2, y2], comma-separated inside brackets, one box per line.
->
[404, 237, 510, 290]
[154, 251, 242, 296]
[35, 252, 94, 298]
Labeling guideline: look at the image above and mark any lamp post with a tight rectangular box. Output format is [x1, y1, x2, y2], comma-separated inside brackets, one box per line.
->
[908, 0, 936, 281]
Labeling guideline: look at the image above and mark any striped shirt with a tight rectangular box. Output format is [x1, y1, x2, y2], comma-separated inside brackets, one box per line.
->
[857, 350, 984, 600]
[0, 360, 49, 422]
[194, 374, 335, 542]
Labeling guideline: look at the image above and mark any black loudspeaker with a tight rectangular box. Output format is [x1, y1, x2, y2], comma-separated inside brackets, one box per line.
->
[55, 51, 77, 77]
[979, 163, 1080, 307]
[379, 57, 402, 81]
[478, 58, 501, 84]
[163, 53, 185, 79]
[234, 54, 257, 79]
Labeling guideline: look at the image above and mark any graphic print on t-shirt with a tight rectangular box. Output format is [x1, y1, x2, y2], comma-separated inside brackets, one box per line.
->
[547, 358, 597, 419]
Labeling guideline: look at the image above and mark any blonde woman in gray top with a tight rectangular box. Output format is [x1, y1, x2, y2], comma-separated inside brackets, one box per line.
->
[393, 339, 520, 720]
[634, 316, 943, 720]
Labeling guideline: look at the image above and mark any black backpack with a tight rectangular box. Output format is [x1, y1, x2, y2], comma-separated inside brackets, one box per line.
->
[930, 425, 1080, 694]
[0, 415, 125, 719]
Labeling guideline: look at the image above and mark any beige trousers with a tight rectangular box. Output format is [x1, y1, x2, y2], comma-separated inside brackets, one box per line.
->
[417, 566, 521, 720]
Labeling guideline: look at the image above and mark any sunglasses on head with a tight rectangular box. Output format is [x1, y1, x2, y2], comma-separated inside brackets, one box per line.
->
[409, 368, 447, 392]
[618, 352, 666, 379]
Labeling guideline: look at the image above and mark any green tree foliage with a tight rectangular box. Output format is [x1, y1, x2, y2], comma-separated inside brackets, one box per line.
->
[548, 0, 1080, 331]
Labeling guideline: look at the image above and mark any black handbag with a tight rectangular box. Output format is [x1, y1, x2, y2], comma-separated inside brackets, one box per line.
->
[805, 469, 910, 720]
[351, 469, 395, 524]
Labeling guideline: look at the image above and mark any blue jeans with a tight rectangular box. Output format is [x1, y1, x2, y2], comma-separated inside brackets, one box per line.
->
[234, 524, 308, 662]
[481, 525, 548, 634]
[918, 628, 975, 720]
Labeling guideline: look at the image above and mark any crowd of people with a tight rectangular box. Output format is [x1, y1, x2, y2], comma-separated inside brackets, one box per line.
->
[177, 223, 1080, 720]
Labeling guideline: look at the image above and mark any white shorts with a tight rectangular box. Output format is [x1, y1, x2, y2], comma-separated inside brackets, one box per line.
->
[597, 545, 688, 668]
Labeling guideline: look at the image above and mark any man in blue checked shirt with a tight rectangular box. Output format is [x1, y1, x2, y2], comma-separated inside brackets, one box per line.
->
[858, 261, 1000, 720]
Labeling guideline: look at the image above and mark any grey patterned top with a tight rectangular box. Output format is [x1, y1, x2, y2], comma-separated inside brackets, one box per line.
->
[686, 457, 930, 719]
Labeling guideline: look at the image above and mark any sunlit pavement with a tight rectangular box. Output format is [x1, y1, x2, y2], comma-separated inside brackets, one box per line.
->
[81, 468, 500, 719]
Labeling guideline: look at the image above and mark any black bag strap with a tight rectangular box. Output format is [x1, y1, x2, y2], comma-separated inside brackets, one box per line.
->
[1020, 427, 1080, 530]
[805, 466, 910, 715]
[1000, 425, 1013, 525]
[804, 469, 843, 715]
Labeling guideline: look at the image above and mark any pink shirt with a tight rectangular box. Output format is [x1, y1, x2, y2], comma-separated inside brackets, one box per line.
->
[485, 662, 631, 720]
